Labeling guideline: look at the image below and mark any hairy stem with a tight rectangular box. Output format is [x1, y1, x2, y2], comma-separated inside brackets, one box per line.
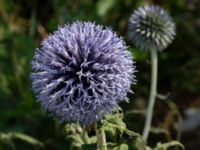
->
[142, 48, 158, 143]
[95, 123, 107, 150]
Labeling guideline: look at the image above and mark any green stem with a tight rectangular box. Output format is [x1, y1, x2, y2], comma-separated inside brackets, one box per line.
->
[142, 48, 158, 143]
[95, 123, 107, 150]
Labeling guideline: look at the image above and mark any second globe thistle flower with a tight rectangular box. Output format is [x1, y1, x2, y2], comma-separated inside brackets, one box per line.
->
[31, 21, 135, 126]
[128, 5, 176, 143]
[129, 5, 176, 51]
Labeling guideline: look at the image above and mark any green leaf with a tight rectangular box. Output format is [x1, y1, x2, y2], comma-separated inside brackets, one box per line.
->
[65, 123, 96, 149]
[101, 113, 141, 138]
[113, 143, 128, 150]
[10, 132, 43, 147]
[0, 131, 43, 148]
[154, 141, 184, 150]
[66, 134, 84, 146]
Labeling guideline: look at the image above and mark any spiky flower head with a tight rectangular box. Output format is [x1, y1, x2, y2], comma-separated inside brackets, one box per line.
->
[31, 21, 135, 126]
[129, 5, 176, 51]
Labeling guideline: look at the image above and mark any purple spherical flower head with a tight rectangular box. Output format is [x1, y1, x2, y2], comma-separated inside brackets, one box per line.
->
[31, 21, 135, 126]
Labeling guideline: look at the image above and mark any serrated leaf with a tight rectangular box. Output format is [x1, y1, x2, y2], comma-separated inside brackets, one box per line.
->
[101, 113, 125, 138]
[101, 113, 141, 138]
[65, 123, 96, 148]
[66, 135, 84, 145]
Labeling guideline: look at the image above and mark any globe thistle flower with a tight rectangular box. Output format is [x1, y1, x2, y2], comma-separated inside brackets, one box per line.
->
[31, 21, 135, 126]
[129, 5, 176, 51]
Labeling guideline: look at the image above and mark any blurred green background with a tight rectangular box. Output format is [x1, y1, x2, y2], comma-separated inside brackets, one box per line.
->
[0, 0, 200, 149]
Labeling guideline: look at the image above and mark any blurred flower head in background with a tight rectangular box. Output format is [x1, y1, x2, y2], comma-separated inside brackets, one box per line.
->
[31, 21, 135, 126]
[129, 5, 176, 51]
